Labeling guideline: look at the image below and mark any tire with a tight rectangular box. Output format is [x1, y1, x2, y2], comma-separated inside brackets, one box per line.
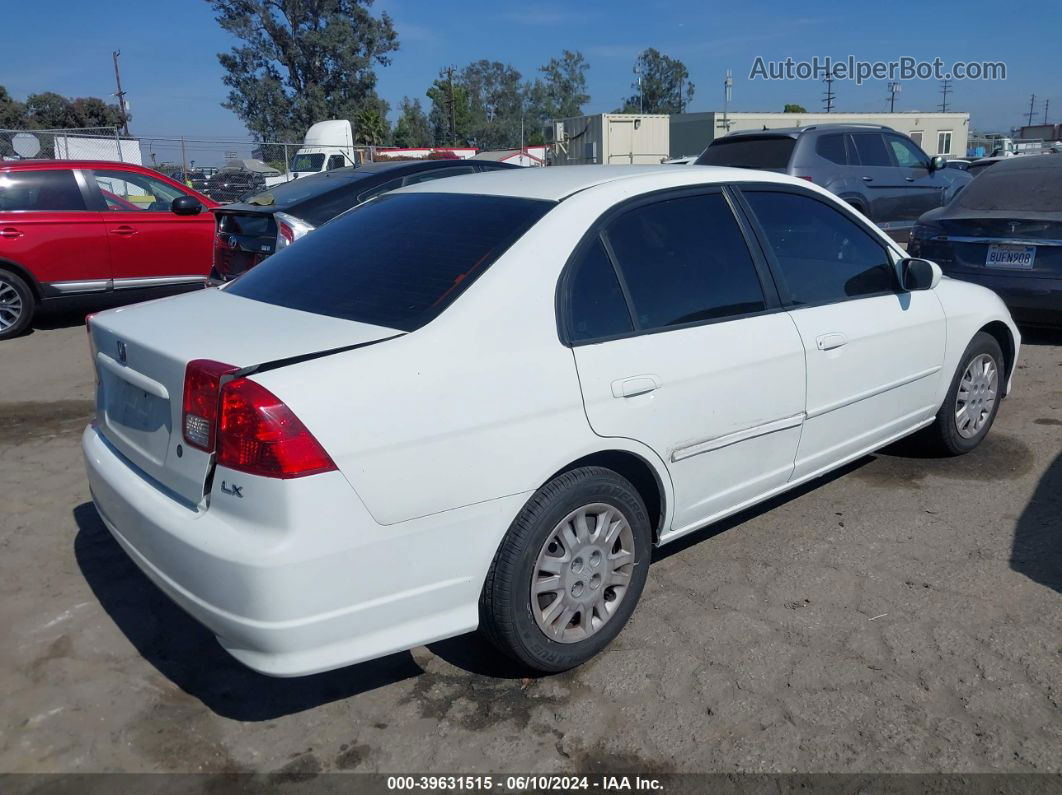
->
[917, 332, 1004, 456]
[0, 268, 35, 340]
[479, 466, 652, 673]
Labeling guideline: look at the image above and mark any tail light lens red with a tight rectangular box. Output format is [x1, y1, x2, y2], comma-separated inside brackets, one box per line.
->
[182, 359, 335, 478]
[217, 378, 336, 478]
[797, 175, 814, 182]
[183, 360, 238, 452]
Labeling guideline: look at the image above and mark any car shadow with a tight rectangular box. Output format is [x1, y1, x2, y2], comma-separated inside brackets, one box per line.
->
[1018, 325, 1062, 347]
[73, 502, 423, 721]
[1010, 452, 1062, 594]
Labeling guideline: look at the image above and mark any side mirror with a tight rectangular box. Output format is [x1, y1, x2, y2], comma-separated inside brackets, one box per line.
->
[928, 155, 946, 172]
[171, 195, 203, 216]
[901, 257, 942, 291]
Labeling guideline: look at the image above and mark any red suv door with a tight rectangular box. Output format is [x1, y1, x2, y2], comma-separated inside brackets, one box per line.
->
[0, 165, 110, 291]
[87, 167, 214, 288]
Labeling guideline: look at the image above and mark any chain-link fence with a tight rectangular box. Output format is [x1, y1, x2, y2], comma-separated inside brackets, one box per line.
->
[0, 127, 137, 161]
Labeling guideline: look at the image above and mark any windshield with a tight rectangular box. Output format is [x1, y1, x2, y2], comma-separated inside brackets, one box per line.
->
[290, 153, 326, 172]
[696, 137, 796, 169]
[227, 192, 554, 331]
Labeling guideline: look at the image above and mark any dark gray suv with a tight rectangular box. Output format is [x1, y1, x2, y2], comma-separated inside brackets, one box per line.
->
[695, 124, 970, 241]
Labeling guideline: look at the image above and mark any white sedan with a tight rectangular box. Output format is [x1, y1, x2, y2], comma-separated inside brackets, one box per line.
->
[83, 165, 1020, 676]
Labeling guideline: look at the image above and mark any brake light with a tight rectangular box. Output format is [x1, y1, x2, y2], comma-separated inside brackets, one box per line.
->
[274, 212, 315, 250]
[182, 359, 238, 451]
[217, 378, 336, 478]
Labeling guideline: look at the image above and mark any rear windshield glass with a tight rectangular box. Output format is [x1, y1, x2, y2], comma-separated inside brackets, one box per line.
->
[955, 163, 1062, 213]
[696, 137, 796, 168]
[227, 192, 554, 331]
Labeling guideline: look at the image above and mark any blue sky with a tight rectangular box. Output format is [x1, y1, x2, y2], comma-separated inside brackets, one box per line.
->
[1, 0, 1058, 164]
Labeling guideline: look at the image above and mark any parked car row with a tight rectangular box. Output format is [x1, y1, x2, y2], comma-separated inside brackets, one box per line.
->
[83, 164, 1020, 676]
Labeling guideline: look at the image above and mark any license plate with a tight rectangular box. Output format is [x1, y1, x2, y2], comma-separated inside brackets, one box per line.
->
[986, 243, 1035, 269]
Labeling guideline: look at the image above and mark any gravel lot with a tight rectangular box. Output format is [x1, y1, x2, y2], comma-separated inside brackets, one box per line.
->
[1, 310, 1060, 775]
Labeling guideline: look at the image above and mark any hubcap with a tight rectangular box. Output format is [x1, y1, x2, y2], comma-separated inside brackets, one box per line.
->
[955, 353, 997, 439]
[0, 278, 22, 332]
[531, 503, 636, 644]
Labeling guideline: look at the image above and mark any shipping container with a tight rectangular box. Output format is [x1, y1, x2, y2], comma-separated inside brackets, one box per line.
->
[546, 114, 670, 166]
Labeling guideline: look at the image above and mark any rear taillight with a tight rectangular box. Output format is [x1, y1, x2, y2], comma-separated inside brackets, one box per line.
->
[182, 359, 238, 452]
[217, 378, 335, 478]
[274, 212, 314, 251]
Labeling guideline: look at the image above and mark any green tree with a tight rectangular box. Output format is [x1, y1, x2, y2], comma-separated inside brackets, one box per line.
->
[354, 106, 387, 145]
[460, 60, 524, 150]
[526, 50, 590, 143]
[208, 0, 399, 143]
[426, 70, 475, 146]
[70, 97, 128, 128]
[24, 92, 78, 128]
[620, 48, 694, 114]
[783, 103, 808, 113]
[0, 85, 27, 128]
[392, 97, 432, 147]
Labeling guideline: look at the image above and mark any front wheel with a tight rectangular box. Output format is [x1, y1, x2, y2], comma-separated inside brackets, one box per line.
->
[0, 269, 34, 340]
[918, 332, 1004, 455]
[479, 466, 652, 673]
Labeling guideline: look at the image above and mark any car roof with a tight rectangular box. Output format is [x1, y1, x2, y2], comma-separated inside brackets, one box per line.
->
[989, 152, 1062, 172]
[392, 164, 809, 202]
[0, 159, 159, 171]
[719, 124, 894, 140]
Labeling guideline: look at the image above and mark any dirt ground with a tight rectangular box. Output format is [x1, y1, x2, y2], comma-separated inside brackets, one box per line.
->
[1, 310, 1060, 776]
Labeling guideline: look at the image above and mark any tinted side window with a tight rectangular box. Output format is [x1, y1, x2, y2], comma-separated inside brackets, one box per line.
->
[743, 191, 895, 306]
[887, 135, 928, 168]
[567, 239, 633, 342]
[0, 169, 85, 211]
[815, 134, 849, 165]
[605, 193, 766, 330]
[850, 133, 891, 167]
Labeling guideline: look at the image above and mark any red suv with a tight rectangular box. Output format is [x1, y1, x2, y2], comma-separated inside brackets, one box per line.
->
[0, 160, 217, 339]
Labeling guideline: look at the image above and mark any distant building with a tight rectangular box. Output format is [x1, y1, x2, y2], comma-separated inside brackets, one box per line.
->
[546, 114, 670, 165]
[472, 147, 546, 167]
[670, 111, 970, 159]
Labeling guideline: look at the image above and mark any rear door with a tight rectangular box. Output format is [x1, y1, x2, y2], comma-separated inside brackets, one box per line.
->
[88, 167, 213, 287]
[738, 187, 946, 481]
[566, 188, 807, 537]
[0, 166, 110, 293]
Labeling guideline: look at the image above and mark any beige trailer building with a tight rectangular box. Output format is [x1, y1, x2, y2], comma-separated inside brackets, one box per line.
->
[546, 113, 670, 165]
[670, 111, 970, 160]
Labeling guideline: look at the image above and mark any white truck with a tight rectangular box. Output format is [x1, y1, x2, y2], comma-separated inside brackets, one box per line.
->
[270, 120, 366, 186]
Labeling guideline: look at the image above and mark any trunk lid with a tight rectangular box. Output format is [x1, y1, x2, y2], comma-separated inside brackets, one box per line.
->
[89, 288, 399, 507]
[213, 208, 279, 279]
[934, 214, 1062, 276]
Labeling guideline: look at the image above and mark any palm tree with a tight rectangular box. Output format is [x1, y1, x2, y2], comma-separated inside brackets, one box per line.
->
[354, 108, 388, 146]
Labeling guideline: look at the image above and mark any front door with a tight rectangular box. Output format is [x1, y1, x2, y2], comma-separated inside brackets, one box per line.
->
[885, 133, 947, 221]
[88, 168, 213, 287]
[739, 187, 947, 481]
[565, 190, 807, 537]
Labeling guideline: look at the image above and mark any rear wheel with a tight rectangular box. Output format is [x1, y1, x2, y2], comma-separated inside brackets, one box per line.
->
[918, 332, 1004, 455]
[0, 269, 34, 340]
[479, 466, 651, 672]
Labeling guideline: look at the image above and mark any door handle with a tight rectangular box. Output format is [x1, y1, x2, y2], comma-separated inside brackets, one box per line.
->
[905, 177, 915, 182]
[611, 375, 660, 398]
[110, 225, 137, 236]
[861, 176, 874, 182]
[0, 227, 23, 239]
[816, 332, 848, 351]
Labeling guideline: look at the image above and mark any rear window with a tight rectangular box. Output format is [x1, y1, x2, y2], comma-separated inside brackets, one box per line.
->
[227, 192, 554, 331]
[0, 169, 85, 211]
[955, 163, 1062, 212]
[696, 137, 796, 168]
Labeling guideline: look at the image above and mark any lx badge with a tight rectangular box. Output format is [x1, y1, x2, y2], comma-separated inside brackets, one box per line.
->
[220, 481, 243, 498]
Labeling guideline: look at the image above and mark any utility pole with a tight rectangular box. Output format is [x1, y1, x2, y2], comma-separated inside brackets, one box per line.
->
[112, 50, 130, 136]
[1044, 98, 1050, 125]
[887, 82, 901, 113]
[822, 68, 836, 113]
[938, 79, 952, 113]
[445, 66, 457, 146]
[723, 69, 733, 132]
[1026, 94, 1037, 126]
